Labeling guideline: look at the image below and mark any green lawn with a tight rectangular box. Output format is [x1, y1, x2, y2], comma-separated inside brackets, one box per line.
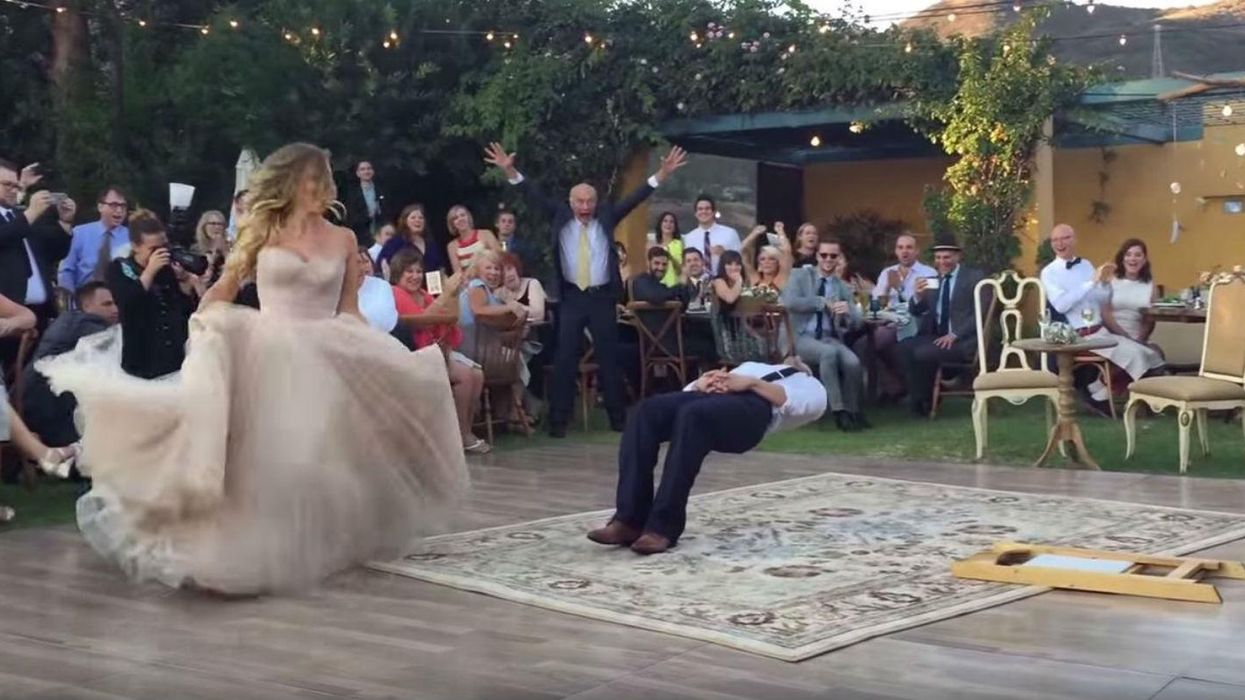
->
[3, 397, 1241, 530]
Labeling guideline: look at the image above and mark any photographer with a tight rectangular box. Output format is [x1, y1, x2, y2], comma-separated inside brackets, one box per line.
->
[106, 209, 202, 379]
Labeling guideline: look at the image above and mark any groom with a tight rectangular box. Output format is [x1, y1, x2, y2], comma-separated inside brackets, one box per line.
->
[587, 358, 827, 555]
[484, 142, 688, 437]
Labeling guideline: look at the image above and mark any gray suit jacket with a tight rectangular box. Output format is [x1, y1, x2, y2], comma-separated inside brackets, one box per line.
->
[780, 266, 860, 340]
[910, 265, 988, 350]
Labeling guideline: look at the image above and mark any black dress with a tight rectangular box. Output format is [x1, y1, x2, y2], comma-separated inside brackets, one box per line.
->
[106, 257, 196, 379]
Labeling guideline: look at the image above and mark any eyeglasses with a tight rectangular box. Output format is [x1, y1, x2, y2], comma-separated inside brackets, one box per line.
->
[99, 201, 128, 210]
[818, 252, 840, 259]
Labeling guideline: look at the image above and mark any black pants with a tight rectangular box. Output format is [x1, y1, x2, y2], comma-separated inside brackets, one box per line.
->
[898, 334, 973, 408]
[615, 390, 771, 542]
[551, 285, 626, 426]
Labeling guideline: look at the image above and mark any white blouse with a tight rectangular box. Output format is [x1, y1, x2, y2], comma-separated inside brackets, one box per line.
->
[1109, 277, 1154, 340]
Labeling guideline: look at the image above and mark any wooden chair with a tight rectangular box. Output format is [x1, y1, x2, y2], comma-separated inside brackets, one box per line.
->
[1124, 273, 1245, 474]
[471, 325, 533, 445]
[968, 272, 1059, 460]
[626, 300, 689, 397]
[541, 343, 600, 431]
[5, 329, 39, 416]
[930, 293, 998, 419]
[712, 303, 796, 367]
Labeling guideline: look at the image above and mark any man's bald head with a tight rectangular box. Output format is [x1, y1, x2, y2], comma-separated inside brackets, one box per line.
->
[1050, 223, 1076, 260]
[569, 183, 598, 222]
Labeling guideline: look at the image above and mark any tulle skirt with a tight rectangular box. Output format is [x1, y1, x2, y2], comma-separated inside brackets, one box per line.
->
[38, 304, 469, 593]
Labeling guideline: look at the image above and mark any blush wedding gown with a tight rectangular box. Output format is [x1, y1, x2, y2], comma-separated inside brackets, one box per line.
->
[38, 247, 469, 593]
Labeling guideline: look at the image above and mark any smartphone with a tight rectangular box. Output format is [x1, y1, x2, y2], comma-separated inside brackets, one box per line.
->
[924, 276, 940, 290]
[49, 192, 68, 205]
[426, 270, 444, 296]
[765, 233, 780, 246]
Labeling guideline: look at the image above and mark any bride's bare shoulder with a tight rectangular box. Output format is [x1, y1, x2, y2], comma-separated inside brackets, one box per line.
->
[325, 222, 357, 251]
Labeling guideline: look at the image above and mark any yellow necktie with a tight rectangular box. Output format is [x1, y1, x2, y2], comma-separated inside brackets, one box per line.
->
[577, 222, 591, 290]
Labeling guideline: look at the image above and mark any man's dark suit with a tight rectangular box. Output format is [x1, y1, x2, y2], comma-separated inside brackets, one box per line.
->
[630, 272, 715, 363]
[0, 207, 69, 320]
[515, 177, 655, 429]
[898, 265, 989, 412]
[343, 181, 391, 248]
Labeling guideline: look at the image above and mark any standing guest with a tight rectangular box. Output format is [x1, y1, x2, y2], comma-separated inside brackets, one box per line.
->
[655, 211, 684, 287]
[585, 358, 826, 555]
[495, 209, 535, 271]
[615, 241, 633, 291]
[20, 281, 119, 448]
[369, 223, 395, 265]
[782, 239, 868, 431]
[107, 209, 202, 379]
[1040, 225, 1163, 414]
[1103, 238, 1158, 347]
[378, 203, 447, 278]
[446, 205, 500, 275]
[899, 236, 987, 416]
[680, 247, 713, 310]
[498, 253, 546, 323]
[791, 222, 820, 268]
[682, 194, 741, 275]
[857, 232, 936, 400]
[193, 209, 231, 287]
[226, 189, 249, 241]
[740, 222, 794, 292]
[343, 160, 390, 247]
[1, 160, 74, 327]
[58, 185, 128, 293]
[355, 246, 398, 334]
[485, 142, 688, 437]
[388, 248, 488, 455]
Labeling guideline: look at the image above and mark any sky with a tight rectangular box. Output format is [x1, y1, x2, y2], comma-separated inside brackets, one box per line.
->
[806, 0, 1220, 24]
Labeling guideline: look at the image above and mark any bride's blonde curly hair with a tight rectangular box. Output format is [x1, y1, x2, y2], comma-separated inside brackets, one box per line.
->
[225, 143, 343, 280]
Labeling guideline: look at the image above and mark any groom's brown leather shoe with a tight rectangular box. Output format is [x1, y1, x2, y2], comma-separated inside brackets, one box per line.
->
[587, 520, 641, 546]
[629, 532, 672, 555]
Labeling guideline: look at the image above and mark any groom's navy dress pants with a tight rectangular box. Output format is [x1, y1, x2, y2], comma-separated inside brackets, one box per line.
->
[615, 390, 772, 543]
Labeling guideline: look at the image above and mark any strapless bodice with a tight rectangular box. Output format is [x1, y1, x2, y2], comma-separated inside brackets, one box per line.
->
[256, 248, 345, 320]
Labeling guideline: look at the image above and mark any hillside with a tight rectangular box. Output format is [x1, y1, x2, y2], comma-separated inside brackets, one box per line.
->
[901, 0, 1245, 78]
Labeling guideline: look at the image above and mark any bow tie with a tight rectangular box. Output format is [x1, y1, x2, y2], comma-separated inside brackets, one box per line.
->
[1065, 257, 1082, 270]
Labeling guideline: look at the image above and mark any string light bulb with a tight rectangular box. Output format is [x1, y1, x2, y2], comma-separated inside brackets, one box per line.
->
[1223, 105, 1234, 118]
[1086, 1, 1096, 14]
[947, 13, 956, 22]
[486, 31, 494, 41]
[905, 42, 913, 54]
[382, 40, 391, 48]
[1013, 2, 1021, 10]
[584, 33, 593, 44]
[55, 6, 65, 13]
[138, 19, 147, 27]
[818, 25, 829, 34]
[228, 19, 239, 29]
[810, 135, 822, 147]
[389, 30, 398, 41]
[1119, 34, 1127, 45]
[690, 32, 698, 42]
[284, 32, 295, 41]
[200, 26, 209, 35]
[503, 40, 512, 49]
[1235, 143, 1245, 157]
[310, 27, 320, 37]
[787, 44, 796, 53]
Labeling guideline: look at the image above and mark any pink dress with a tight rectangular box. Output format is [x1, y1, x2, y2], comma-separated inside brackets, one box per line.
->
[39, 247, 469, 593]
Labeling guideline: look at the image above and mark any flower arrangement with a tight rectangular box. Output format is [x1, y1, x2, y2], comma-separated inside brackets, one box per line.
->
[1041, 321, 1079, 345]
[736, 285, 781, 313]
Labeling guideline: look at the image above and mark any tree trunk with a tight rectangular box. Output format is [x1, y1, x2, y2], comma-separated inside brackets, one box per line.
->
[49, 0, 90, 92]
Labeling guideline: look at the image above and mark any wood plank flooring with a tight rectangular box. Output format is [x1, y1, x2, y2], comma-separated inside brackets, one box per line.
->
[3, 444, 1245, 699]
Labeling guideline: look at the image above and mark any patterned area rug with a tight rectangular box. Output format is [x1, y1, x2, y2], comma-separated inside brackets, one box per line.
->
[371, 473, 1245, 661]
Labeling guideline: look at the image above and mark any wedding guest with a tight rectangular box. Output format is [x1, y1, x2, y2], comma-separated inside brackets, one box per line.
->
[680, 247, 713, 310]
[378, 203, 447, 278]
[835, 248, 875, 298]
[446, 205, 500, 274]
[792, 222, 820, 268]
[711, 250, 746, 306]
[682, 194, 741, 275]
[495, 209, 535, 271]
[782, 239, 867, 431]
[615, 241, 633, 291]
[586, 357, 825, 554]
[0, 162, 72, 339]
[857, 232, 936, 400]
[1103, 238, 1158, 347]
[226, 189, 249, 241]
[57, 185, 125, 293]
[344, 160, 390, 247]
[369, 223, 395, 264]
[388, 248, 488, 454]
[106, 210, 201, 379]
[655, 211, 684, 287]
[459, 250, 526, 357]
[741, 222, 794, 292]
[498, 253, 546, 323]
[355, 246, 397, 334]
[193, 210, 230, 286]
[632, 247, 716, 363]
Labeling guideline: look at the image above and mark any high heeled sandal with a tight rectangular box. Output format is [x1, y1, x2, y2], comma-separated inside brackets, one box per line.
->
[38, 443, 81, 479]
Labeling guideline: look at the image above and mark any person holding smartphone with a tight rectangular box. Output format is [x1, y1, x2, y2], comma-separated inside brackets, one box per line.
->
[740, 222, 794, 292]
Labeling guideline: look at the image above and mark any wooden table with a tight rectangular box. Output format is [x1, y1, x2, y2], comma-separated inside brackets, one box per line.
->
[1143, 306, 1207, 324]
[1013, 337, 1118, 470]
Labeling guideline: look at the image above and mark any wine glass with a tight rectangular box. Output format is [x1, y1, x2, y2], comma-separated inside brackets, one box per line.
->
[1080, 306, 1096, 326]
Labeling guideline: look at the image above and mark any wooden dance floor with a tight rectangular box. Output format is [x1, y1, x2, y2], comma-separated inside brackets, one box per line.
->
[2, 443, 1245, 699]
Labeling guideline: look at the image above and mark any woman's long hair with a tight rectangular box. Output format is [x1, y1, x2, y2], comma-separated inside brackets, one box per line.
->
[1113, 238, 1152, 283]
[396, 203, 427, 242]
[194, 210, 228, 254]
[715, 250, 744, 281]
[446, 205, 475, 240]
[225, 143, 342, 280]
[656, 211, 680, 242]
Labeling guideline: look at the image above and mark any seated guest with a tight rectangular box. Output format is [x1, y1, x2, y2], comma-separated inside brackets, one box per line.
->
[446, 205, 500, 274]
[615, 241, 633, 292]
[378, 203, 446, 279]
[459, 250, 526, 356]
[498, 253, 546, 323]
[741, 222, 794, 292]
[856, 232, 937, 401]
[834, 247, 875, 298]
[680, 247, 713, 310]
[630, 247, 716, 364]
[1104, 238, 1158, 348]
[354, 246, 397, 334]
[20, 281, 118, 448]
[586, 357, 826, 554]
[1040, 225, 1164, 414]
[899, 236, 987, 416]
[782, 239, 868, 431]
[193, 210, 231, 287]
[369, 223, 395, 264]
[711, 250, 746, 305]
[388, 248, 489, 454]
[654, 211, 684, 287]
[791, 222, 820, 268]
[107, 209, 202, 379]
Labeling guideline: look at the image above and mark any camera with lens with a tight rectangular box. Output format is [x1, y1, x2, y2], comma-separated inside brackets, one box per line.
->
[164, 245, 209, 276]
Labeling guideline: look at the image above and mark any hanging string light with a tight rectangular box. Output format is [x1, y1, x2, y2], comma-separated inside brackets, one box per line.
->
[1086, 1, 1096, 14]
[228, 19, 239, 29]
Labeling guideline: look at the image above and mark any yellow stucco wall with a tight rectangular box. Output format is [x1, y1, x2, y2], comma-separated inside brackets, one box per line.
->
[615, 148, 653, 276]
[1052, 124, 1245, 292]
[803, 157, 953, 249]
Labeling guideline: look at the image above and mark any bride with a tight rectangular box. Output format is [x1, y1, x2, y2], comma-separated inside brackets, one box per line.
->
[39, 143, 469, 593]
